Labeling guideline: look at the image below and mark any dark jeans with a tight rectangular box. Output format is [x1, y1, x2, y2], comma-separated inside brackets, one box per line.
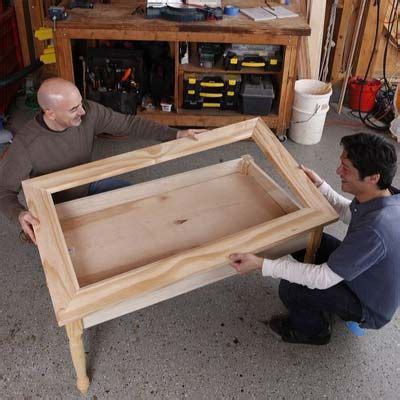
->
[88, 178, 130, 195]
[278, 233, 363, 337]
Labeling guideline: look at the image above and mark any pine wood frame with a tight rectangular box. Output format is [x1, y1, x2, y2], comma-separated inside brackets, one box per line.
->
[22, 118, 338, 393]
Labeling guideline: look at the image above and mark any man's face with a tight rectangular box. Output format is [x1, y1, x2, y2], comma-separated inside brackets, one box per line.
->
[336, 150, 365, 195]
[50, 89, 86, 129]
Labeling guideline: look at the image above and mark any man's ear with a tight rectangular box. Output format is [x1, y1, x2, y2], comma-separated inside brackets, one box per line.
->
[43, 109, 56, 121]
[365, 173, 380, 186]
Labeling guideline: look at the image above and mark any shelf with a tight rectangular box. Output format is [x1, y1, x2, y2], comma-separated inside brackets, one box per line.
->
[177, 108, 278, 117]
[137, 108, 278, 129]
[179, 55, 282, 76]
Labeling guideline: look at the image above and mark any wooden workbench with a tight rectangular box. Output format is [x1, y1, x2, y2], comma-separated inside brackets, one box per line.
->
[54, 0, 310, 136]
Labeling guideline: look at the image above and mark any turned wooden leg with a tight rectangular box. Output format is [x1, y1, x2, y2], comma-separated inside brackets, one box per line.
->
[66, 320, 90, 394]
[304, 227, 323, 263]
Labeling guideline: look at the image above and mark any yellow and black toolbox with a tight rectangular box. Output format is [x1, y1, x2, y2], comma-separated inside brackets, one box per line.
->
[183, 73, 241, 110]
[223, 44, 282, 72]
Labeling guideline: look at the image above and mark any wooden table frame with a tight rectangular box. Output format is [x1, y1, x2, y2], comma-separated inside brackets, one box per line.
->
[52, 2, 310, 135]
[22, 119, 337, 393]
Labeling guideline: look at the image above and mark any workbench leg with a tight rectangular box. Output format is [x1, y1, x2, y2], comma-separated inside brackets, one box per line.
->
[277, 39, 299, 136]
[54, 30, 74, 82]
[304, 227, 323, 263]
[66, 320, 90, 395]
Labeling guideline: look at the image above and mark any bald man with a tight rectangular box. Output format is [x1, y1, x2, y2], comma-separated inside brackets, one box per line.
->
[0, 78, 202, 244]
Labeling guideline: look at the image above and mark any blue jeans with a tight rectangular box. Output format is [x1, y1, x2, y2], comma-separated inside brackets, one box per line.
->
[279, 234, 363, 336]
[88, 178, 130, 195]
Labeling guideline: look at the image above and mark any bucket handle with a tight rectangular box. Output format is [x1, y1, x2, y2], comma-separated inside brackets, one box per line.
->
[291, 104, 321, 124]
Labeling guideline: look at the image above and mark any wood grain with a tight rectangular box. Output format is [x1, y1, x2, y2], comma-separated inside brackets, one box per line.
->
[61, 171, 287, 286]
[65, 320, 89, 394]
[59, 207, 322, 325]
[53, 4, 310, 37]
[23, 119, 338, 327]
[253, 120, 338, 218]
[21, 184, 79, 318]
[24, 119, 258, 192]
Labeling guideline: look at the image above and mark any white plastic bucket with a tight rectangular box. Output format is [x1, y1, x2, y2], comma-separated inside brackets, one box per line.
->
[290, 105, 330, 145]
[289, 79, 332, 145]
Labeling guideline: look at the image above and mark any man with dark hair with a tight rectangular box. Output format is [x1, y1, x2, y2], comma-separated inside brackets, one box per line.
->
[229, 133, 399, 345]
[0, 78, 202, 244]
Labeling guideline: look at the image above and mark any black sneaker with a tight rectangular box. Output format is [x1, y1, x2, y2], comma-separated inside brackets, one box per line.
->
[267, 315, 331, 345]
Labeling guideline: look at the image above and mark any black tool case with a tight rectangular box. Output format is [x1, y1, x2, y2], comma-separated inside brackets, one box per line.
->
[85, 48, 144, 114]
[240, 76, 275, 115]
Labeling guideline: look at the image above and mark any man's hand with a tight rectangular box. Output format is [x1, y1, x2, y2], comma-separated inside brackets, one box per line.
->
[300, 164, 324, 188]
[176, 129, 208, 140]
[18, 210, 40, 245]
[229, 253, 263, 274]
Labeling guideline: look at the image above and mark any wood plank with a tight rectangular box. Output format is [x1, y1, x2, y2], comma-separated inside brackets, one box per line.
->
[337, 0, 367, 113]
[253, 120, 338, 218]
[308, 0, 327, 79]
[28, 0, 45, 60]
[58, 27, 295, 45]
[62, 172, 287, 286]
[83, 231, 309, 329]
[330, 0, 356, 82]
[278, 41, 299, 134]
[83, 265, 237, 328]
[56, 158, 243, 220]
[297, 36, 311, 79]
[174, 41, 179, 112]
[20, 184, 79, 318]
[355, 0, 390, 77]
[358, 0, 399, 78]
[24, 119, 258, 192]
[53, 4, 311, 37]
[246, 159, 300, 214]
[54, 30, 74, 82]
[58, 207, 323, 325]
[14, 0, 31, 66]
[146, 109, 278, 128]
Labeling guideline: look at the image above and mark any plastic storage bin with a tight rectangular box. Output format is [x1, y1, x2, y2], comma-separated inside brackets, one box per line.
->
[239, 76, 275, 115]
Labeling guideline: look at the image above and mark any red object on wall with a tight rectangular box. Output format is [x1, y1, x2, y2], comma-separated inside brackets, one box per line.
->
[348, 77, 381, 113]
[0, 6, 24, 114]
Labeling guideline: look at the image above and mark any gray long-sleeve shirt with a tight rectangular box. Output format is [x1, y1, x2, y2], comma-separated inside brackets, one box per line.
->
[0, 100, 177, 223]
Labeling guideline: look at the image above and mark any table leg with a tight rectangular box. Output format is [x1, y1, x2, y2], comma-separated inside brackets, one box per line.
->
[66, 320, 90, 394]
[304, 227, 323, 263]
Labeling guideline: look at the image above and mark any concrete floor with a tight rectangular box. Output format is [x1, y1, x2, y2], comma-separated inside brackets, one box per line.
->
[1, 100, 399, 399]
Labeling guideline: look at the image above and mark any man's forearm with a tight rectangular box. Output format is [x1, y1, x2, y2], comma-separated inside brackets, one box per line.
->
[0, 191, 26, 224]
[262, 255, 343, 290]
[129, 116, 178, 142]
[319, 181, 351, 224]
[90, 101, 178, 142]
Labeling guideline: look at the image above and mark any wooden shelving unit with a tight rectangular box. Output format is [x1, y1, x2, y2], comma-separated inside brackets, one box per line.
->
[176, 44, 282, 127]
[52, 2, 310, 136]
[180, 52, 283, 75]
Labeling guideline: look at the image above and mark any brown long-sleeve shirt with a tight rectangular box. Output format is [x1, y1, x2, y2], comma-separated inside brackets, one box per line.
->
[0, 100, 177, 223]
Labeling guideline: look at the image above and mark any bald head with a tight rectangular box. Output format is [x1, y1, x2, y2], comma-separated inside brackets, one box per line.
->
[37, 78, 81, 111]
[37, 78, 85, 131]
